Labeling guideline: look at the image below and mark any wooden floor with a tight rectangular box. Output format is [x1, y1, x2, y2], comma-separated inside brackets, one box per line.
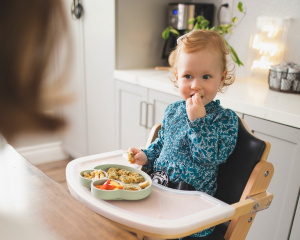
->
[35, 158, 73, 189]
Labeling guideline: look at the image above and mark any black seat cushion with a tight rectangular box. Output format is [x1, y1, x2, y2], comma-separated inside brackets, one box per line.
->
[214, 117, 266, 204]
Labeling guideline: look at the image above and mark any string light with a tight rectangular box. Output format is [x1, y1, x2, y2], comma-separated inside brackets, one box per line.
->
[251, 19, 285, 70]
[252, 35, 279, 56]
[261, 24, 280, 38]
[251, 56, 273, 70]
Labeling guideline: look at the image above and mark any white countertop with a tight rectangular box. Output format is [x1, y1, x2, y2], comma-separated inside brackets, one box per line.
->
[114, 69, 300, 129]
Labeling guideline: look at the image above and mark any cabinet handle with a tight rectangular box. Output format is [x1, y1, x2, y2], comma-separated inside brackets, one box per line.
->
[146, 103, 154, 129]
[140, 101, 147, 127]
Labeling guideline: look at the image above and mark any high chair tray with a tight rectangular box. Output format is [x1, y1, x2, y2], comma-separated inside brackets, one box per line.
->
[66, 150, 235, 236]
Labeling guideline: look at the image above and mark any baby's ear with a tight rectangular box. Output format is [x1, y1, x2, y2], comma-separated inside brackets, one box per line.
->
[221, 70, 227, 82]
[174, 70, 178, 81]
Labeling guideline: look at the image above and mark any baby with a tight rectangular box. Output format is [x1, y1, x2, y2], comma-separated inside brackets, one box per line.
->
[128, 30, 238, 238]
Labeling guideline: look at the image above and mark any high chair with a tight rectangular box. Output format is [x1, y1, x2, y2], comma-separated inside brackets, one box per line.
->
[144, 116, 274, 240]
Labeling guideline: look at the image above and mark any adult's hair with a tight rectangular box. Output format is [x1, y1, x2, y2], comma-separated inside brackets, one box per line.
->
[170, 29, 235, 91]
[0, 0, 69, 140]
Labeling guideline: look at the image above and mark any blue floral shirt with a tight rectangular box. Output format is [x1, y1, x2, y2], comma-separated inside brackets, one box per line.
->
[142, 99, 238, 237]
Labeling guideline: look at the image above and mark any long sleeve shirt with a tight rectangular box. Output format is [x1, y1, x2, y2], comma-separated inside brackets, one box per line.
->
[143, 99, 238, 196]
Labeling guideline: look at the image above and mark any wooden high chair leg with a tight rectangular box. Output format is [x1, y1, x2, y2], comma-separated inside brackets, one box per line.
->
[224, 213, 256, 240]
[225, 161, 274, 240]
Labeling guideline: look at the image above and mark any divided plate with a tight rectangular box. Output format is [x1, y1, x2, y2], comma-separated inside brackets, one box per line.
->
[79, 163, 152, 200]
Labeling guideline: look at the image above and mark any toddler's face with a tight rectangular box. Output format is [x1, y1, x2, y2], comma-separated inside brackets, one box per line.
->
[175, 48, 226, 106]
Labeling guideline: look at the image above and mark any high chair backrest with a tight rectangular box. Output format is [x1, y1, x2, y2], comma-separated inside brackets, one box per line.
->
[214, 117, 268, 204]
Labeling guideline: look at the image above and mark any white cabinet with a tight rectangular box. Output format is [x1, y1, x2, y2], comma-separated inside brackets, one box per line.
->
[61, 0, 116, 158]
[243, 115, 300, 240]
[61, 0, 88, 158]
[148, 89, 182, 127]
[115, 80, 181, 150]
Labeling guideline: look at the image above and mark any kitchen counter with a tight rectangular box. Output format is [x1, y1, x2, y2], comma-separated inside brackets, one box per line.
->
[114, 69, 300, 129]
[0, 139, 137, 240]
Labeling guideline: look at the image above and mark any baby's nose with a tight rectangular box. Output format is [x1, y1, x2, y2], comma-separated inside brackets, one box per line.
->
[191, 79, 201, 90]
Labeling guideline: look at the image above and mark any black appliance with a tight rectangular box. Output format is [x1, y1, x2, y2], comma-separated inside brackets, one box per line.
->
[162, 3, 214, 59]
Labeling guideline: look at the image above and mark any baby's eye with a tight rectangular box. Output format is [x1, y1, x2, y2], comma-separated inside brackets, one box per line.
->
[203, 75, 211, 80]
[184, 74, 192, 79]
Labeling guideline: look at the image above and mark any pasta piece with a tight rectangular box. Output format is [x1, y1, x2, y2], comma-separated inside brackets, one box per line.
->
[139, 181, 150, 189]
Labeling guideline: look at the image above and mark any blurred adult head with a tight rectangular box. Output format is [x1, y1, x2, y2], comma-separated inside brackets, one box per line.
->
[0, 0, 69, 140]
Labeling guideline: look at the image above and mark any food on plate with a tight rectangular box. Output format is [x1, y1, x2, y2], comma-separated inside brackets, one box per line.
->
[127, 152, 135, 163]
[130, 172, 145, 183]
[95, 180, 123, 190]
[118, 169, 130, 176]
[139, 180, 150, 189]
[108, 168, 145, 184]
[123, 183, 139, 191]
[82, 170, 105, 180]
[108, 171, 119, 180]
[120, 175, 133, 184]
[107, 167, 119, 174]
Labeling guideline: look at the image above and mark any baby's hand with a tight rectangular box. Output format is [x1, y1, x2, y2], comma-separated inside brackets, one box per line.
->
[127, 147, 149, 166]
[186, 93, 206, 122]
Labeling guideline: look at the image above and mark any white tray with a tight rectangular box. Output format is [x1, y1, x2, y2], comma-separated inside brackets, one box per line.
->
[66, 150, 235, 236]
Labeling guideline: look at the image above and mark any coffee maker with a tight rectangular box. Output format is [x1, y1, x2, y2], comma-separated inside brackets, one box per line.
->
[162, 3, 214, 59]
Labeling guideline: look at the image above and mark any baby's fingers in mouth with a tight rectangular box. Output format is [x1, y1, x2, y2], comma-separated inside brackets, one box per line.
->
[190, 93, 204, 98]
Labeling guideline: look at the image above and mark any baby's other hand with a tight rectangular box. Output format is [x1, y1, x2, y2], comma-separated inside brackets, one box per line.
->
[186, 93, 206, 122]
[127, 148, 149, 166]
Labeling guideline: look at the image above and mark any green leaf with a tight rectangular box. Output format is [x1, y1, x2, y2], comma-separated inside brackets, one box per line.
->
[232, 17, 237, 23]
[169, 28, 180, 36]
[230, 46, 244, 66]
[200, 20, 210, 28]
[237, 2, 244, 12]
[188, 18, 195, 24]
[196, 16, 205, 22]
[162, 28, 170, 40]
[224, 39, 244, 66]
[193, 22, 200, 30]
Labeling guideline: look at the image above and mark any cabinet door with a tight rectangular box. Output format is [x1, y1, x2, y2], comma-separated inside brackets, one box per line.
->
[243, 115, 300, 240]
[83, 0, 116, 155]
[61, 0, 88, 158]
[116, 81, 148, 150]
[148, 89, 181, 128]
